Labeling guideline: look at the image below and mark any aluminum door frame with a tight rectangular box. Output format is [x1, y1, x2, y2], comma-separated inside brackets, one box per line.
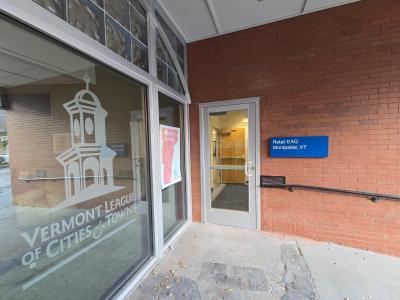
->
[199, 98, 260, 230]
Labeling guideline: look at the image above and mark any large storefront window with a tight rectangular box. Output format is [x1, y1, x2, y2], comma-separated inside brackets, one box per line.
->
[0, 15, 153, 299]
[159, 94, 186, 240]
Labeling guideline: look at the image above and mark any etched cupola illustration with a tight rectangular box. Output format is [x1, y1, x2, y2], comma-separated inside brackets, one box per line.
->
[55, 75, 123, 210]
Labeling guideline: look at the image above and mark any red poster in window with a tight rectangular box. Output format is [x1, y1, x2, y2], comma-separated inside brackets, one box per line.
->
[160, 125, 181, 189]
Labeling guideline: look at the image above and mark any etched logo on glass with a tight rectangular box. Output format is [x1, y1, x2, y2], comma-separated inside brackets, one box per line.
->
[54, 75, 123, 210]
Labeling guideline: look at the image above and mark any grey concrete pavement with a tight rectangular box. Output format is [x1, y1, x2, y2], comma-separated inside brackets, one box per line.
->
[128, 223, 400, 300]
[0, 168, 12, 209]
[298, 240, 400, 300]
[0, 168, 10, 186]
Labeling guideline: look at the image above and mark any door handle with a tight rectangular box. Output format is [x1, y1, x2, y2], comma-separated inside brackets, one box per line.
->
[245, 161, 253, 177]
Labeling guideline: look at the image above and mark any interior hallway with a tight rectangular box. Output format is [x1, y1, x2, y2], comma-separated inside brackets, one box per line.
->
[128, 223, 400, 300]
[212, 184, 248, 212]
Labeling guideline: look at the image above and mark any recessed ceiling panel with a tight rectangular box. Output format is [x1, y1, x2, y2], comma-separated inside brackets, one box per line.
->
[159, 0, 217, 41]
[158, 0, 362, 42]
[304, 0, 361, 12]
[210, 0, 305, 34]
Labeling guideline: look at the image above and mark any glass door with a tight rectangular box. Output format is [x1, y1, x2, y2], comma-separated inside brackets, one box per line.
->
[203, 103, 257, 229]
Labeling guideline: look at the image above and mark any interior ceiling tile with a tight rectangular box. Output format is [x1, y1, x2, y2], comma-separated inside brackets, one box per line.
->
[0, 75, 33, 87]
[304, 0, 361, 12]
[0, 52, 84, 87]
[0, 70, 11, 78]
[23, 67, 59, 80]
[210, 0, 305, 34]
[159, 0, 217, 42]
[0, 53, 33, 73]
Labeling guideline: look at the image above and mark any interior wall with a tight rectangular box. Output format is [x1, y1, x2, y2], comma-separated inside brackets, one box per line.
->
[209, 111, 248, 189]
[188, 0, 400, 256]
[209, 117, 222, 197]
[211, 112, 249, 159]
[217, 111, 249, 162]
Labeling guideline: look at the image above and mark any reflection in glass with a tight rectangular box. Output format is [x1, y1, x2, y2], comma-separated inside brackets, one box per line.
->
[159, 94, 186, 241]
[178, 57, 184, 72]
[209, 110, 249, 212]
[130, 3, 147, 44]
[156, 33, 167, 62]
[157, 58, 168, 84]
[0, 15, 152, 299]
[155, 11, 184, 63]
[93, 0, 104, 7]
[33, 0, 66, 19]
[156, 33, 184, 94]
[0, 110, 10, 210]
[68, 0, 105, 45]
[105, 0, 130, 30]
[106, 15, 132, 61]
[132, 38, 148, 72]
[167, 66, 178, 91]
[130, 0, 146, 18]
[155, 11, 185, 94]
[31, 0, 149, 72]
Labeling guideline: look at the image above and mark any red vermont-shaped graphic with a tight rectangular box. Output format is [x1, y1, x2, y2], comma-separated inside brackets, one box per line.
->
[162, 127, 178, 185]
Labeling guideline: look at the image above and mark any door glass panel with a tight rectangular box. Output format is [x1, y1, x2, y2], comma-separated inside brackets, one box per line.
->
[159, 94, 186, 241]
[209, 110, 249, 212]
[0, 15, 153, 299]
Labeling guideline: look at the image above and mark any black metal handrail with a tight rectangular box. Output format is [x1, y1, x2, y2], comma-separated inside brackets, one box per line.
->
[262, 183, 400, 203]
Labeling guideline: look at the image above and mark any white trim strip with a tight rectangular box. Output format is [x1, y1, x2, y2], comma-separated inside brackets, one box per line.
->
[205, 0, 221, 34]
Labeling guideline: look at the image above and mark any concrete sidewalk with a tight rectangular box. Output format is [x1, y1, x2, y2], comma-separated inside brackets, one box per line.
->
[128, 223, 400, 300]
[0, 168, 12, 209]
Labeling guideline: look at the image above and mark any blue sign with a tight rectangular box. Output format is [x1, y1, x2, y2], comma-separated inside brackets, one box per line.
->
[269, 136, 328, 158]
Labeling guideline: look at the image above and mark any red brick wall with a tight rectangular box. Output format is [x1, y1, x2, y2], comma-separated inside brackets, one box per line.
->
[188, 0, 400, 256]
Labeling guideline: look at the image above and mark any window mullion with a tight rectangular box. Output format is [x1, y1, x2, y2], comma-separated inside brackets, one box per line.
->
[144, 0, 157, 79]
[150, 14, 190, 98]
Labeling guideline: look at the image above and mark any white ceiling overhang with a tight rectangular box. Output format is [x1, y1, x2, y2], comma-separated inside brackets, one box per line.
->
[156, 0, 362, 42]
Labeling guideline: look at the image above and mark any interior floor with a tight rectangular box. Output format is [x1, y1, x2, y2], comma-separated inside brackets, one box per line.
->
[212, 183, 248, 212]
